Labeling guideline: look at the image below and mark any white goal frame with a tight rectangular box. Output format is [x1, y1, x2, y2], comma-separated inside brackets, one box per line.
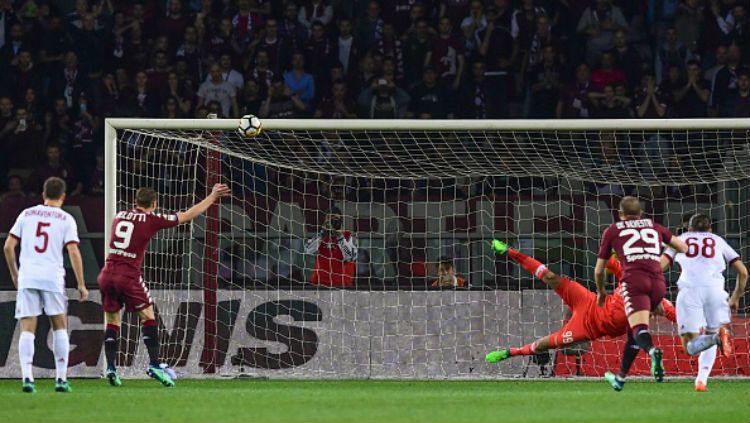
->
[103, 117, 749, 376]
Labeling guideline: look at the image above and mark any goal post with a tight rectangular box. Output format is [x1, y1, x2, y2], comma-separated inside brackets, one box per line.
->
[102, 117, 750, 379]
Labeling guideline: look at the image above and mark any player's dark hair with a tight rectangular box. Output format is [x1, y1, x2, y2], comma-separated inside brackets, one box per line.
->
[135, 187, 158, 208]
[439, 257, 454, 269]
[689, 214, 712, 232]
[43, 177, 66, 200]
[619, 196, 642, 217]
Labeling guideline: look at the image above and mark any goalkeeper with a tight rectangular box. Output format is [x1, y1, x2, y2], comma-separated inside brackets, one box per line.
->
[485, 240, 676, 363]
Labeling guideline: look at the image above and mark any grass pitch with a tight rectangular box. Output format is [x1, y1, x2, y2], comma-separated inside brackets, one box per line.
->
[0, 379, 747, 423]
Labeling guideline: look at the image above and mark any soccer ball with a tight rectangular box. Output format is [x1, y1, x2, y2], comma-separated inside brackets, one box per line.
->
[238, 114, 262, 138]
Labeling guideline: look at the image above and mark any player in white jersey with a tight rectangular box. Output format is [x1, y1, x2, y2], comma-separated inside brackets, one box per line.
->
[661, 214, 748, 392]
[2, 177, 88, 393]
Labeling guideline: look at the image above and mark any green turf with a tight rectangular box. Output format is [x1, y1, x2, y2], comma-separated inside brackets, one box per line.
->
[0, 379, 748, 423]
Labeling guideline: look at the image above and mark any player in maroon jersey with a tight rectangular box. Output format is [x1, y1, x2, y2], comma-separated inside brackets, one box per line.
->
[594, 196, 688, 390]
[98, 184, 230, 387]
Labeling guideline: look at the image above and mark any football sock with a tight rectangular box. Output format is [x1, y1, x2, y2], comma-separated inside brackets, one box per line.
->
[142, 320, 160, 367]
[632, 324, 654, 353]
[618, 332, 640, 379]
[104, 324, 120, 371]
[510, 342, 538, 356]
[19, 331, 35, 382]
[52, 329, 70, 382]
[696, 345, 717, 385]
[507, 249, 549, 279]
[687, 334, 719, 356]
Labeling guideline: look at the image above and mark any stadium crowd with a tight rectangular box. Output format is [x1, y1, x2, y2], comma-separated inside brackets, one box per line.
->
[0, 0, 749, 198]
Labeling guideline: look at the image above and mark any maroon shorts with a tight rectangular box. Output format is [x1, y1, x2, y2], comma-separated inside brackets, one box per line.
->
[620, 273, 666, 316]
[97, 271, 153, 313]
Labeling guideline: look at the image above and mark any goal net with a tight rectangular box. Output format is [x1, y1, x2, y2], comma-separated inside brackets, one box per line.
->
[105, 119, 750, 379]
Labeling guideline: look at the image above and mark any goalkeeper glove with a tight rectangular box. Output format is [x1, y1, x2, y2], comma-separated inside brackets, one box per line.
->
[491, 239, 509, 255]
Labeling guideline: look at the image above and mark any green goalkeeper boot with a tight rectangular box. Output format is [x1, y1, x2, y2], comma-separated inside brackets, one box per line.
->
[491, 240, 509, 255]
[485, 348, 512, 364]
[106, 369, 122, 387]
[148, 366, 176, 387]
[21, 378, 36, 393]
[604, 372, 625, 391]
[650, 348, 665, 382]
[55, 379, 73, 393]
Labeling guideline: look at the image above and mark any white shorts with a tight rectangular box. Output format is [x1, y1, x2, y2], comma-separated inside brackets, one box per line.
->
[15, 289, 67, 319]
[676, 286, 730, 336]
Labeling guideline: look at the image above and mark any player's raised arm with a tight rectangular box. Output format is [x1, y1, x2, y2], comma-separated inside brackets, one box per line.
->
[176, 183, 231, 224]
[729, 259, 748, 313]
[3, 235, 19, 289]
[65, 243, 88, 301]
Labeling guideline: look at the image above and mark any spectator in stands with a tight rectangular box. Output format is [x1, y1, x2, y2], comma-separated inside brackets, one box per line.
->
[304, 21, 335, 81]
[576, 0, 628, 66]
[588, 83, 631, 118]
[0, 95, 12, 120]
[205, 53, 243, 92]
[0, 23, 28, 70]
[255, 18, 290, 77]
[247, 49, 274, 98]
[3, 107, 44, 183]
[305, 207, 358, 287]
[298, 0, 333, 31]
[334, 17, 358, 75]
[556, 63, 591, 118]
[674, 60, 710, 118]
[461, 0, 487, 51]
[259, 75, 306, 118]
[239, 79, 263, 116]
[590, 51, 626, 90]
[373, 22, 404, 81]
[166, 71, 193, 117]
[357, 78, 410, 119]
[0, 175, 27, 202]
[656, 27, 689, 82]
[88, 149, 105, 195]
[634, 73, 668, 118]
[705, 44, 728, 85]
[459, 61, 496, 118]
[712, 43, 746, 117]
[48, 51, 90, 111]
[44, 98, 72, 147]
[732, 69, 750, 117]
[425, 17, 466, 90]
[674, 0, 704, 53]
[355, 1, 384, 51]
[131, 71, 159, 117]
[612, 30, 642, 90]
[33, 144, 82, 196]
[526, 45, 563, 118]
[408, 66, 453, 119]
[314, 80, 357, 118]
[7, 49, 39, 104]
[279, 2, 308, 51]
[197, 63, 239, 118]
[284, 52, 315, 108]
[402, 19, 432, 86]
[431, 258, 468, 288]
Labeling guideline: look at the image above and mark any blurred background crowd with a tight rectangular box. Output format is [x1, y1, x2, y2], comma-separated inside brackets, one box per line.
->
[0, 0, 749, 199]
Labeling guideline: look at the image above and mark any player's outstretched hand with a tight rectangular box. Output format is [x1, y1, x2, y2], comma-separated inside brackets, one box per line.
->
[596, 291, 606, 307]
[210, 183, 231, 200]
[492, 240, 508, 255]
[79, 285, 89, 301]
